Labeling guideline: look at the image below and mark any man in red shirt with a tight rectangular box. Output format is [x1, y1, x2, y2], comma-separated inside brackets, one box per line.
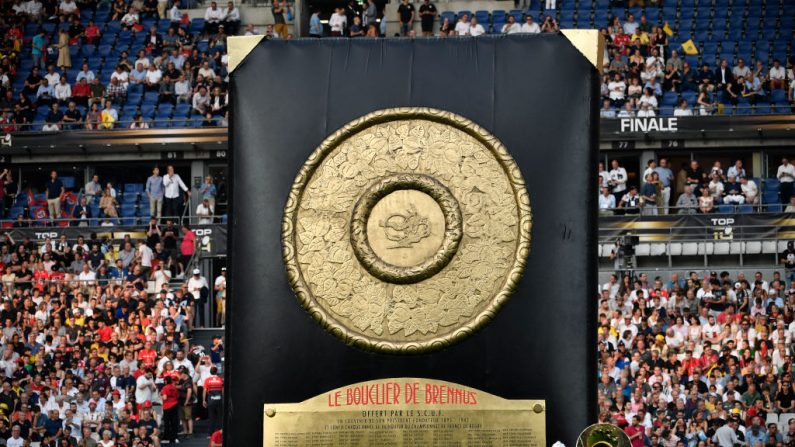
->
[203, 367, 224, 435]
[160, 376, 179, 443]
[624, 415, 645, 447]
[179, 223, 196, 277]
[209, 429, 222, 447]
[138, 341, 157, 368]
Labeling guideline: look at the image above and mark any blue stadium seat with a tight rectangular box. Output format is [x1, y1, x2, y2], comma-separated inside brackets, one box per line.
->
[764, 178, 780, 191]
[140, 105, 156, 119]
[767, 203, 783, 213]
[717, 205, 734, 214]
[508, 9, 524, 22]
[475, 10, 489, 24]
[737, 204, 754, 213]
[143, 91, 159, 105]
[440, 11, 456, 23]
[121, 193, 137, 204]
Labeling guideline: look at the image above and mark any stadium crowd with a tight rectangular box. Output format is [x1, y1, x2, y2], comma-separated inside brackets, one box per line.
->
[597, 263, 795, 446]
[0, 167, 229, 446]
[0, 0, 244, 131]
[598, 157, 795, 216]
[596, 13, 795, 117]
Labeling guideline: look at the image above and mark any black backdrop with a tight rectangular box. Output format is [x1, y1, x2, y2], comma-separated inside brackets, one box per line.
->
[228, 34, 599, 445]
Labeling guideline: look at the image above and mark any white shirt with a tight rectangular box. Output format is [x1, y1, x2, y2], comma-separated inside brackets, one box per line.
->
[469, 24, 485, 36]
[673, 107, 693, 116]
[741, 181, 758, 198]
[637, 108, 656, 117]
[225, 7, 239, 21]
[78, 270, 96, 283]
[138, 244, 153, 267]
[770, 66, 786, 80]
[111, 70, 129, 85]
[599, 194, 616, 210]
[144, 69, 161, 84]
[135, 57, 150, 69]
[55, 84, 72, 101]
[135, 375, 155, 403]
[329, 12, 346, 32]
[777, 163, 795, 183]
[607, 81, 626, 100]
[502, 23, 520, 34]
[163, 173, 188, 198]
[204, 6, 223, 22]
[44, 72, 61, 86]
[196, 203, 213, 224]
[121, 12, 138, 25]
[454, 20, 470, 35]
[520, 22, 540, 33]
[609, 167, 628, 193]
[169, 4, 181, 22]
[188, 275, 208, 298]
[6, 437, 24, 447]
[59, 0, 77, 13]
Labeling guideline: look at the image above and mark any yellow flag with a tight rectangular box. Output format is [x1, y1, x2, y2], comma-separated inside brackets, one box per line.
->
[663, 22, 674, 36]
[681, 39, 699, 55]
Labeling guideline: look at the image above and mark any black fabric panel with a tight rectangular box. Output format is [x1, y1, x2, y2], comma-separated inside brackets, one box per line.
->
[227, 34, 598, 446]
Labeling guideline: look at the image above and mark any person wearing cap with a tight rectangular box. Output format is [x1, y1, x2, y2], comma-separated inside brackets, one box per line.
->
[187, 267, 208, 328]
[177, 366, 195, 438]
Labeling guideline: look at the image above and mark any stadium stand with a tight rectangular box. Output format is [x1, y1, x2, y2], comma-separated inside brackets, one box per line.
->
[0, 0, 792, 133]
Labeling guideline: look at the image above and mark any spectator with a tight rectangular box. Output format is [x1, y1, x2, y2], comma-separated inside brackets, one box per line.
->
[192, 86, 210, 116]
[56, 29, 71, 71]
[120, 7, 140, 31]
[35, 78, 55, 106]
[309, 9, 322, 37]
[600, 99, 616, 118]
[31, 31, 47, 70]
[196, 198, 213, 224]
[769, 59, 786, 90]
[469, 17, 486, 36]
[54, 76, 72, 105]
[454, 13, 469, 35]
[636, 102, 655, 117]
[174, 74, 191, 104]
[204, 1, 224, 35]
[501, 15, 520, 34]
[85, 20, 101, 44]
[106, 78, 126, 103]
[46, 103, 64, 128]
[100, 100, 118, 129]
[46, 170, 64, 220]
[740, 176, 759, 205]
[599, 187, 616, 216]
[520, 15, 540, 33]
[62, 101, 82, 130]
[168, 0, 182, 29]
[540, 16, 558, 33]
[85, 102, 102, 130]
[675, 185, 698, 214]
[673, 99, 693, 116]
[163, 165, 190, 220]
[778, 158, 795, 204]
[273, 1, 289, 38]
[618, 186, 641, 215]
[223, 1, 241, 35]
[129, 113, 149, 129]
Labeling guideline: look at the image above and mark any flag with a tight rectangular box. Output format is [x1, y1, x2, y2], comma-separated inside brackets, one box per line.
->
[663, 22, 674, 36]
[681, 39, 699, 55]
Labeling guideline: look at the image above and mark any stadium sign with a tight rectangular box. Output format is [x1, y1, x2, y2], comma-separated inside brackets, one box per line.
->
[619, 117, 678, 133]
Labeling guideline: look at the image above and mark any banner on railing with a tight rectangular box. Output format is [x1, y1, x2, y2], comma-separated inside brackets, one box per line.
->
[4, 224, 227, 256]
[599, 213, 795, 242]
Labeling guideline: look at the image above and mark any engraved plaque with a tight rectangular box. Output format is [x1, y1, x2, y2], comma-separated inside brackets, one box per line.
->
[263, 378, 545, 447]
[282, 108, 532, 353]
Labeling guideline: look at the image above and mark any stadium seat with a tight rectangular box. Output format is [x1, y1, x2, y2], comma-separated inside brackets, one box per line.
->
[682, 243, 699, 256]
[737, 204, 754, 213]
[717, 204, 734, 213]
[744, 241, 761, 254]
[635, 244, 650, 256]
[713, 242, 730, 255]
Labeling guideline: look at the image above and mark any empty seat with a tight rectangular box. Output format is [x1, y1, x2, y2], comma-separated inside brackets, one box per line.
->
[699, 242, 713, 255]
[713, 242, 730, 255]
[650, 243, 667, 256]
[634, 243, 651, 256]
[668, 243, 682, 256]
[730, 241, 744, 254]
[682, 243, 699, 255]
[762, 240, 778, 253]
[744, 241, 761, 254]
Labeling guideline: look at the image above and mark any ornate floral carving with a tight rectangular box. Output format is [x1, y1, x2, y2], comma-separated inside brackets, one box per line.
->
[282, 108, 532, 354]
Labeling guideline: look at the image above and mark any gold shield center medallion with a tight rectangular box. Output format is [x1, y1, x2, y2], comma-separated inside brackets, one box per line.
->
[282, 108, 532, 353]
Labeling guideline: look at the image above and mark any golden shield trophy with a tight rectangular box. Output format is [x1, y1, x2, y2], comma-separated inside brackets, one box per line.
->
[282, 108, 532, 353]
[576, 424, 632, 447]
